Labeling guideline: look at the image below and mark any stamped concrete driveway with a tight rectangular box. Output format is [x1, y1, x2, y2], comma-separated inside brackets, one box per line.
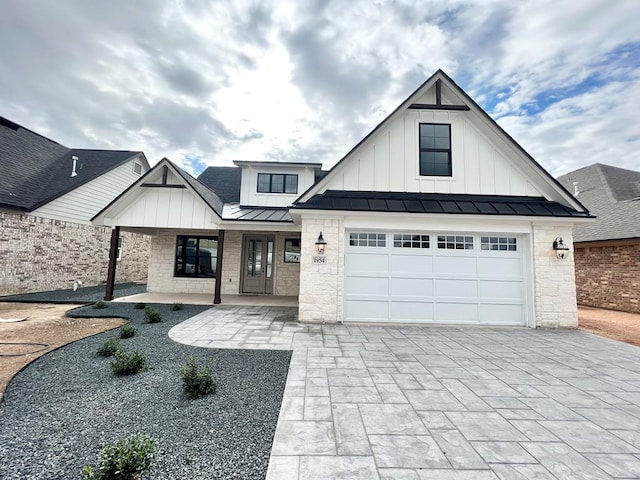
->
[170, 306, 640, 480]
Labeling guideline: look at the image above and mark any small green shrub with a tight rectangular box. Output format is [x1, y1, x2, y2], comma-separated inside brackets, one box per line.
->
[111, 350, 146, 376]
[97, 338, 120, 357]
[134, 302, 146, 310]
[119, 324, 136, 339]
[144, 306, 162, 323]
[182, 356, 216, 399]
[82, 433, 156, 480]
[93, 301, 109, 309]
[171, 302, 184, 311]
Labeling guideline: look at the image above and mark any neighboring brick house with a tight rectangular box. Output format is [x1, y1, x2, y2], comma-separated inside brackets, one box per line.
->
[94, 70, 594, 328]
[0, 115, 152, 295]
[558, 164, 640, 313]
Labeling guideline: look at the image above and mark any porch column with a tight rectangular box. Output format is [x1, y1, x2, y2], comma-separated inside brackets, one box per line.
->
[104, 226, 120, 301]
[214, 229, 225, 304]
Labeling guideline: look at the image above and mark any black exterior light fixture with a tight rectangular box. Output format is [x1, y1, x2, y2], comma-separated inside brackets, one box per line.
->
[315, 232, 327, 254]
[553, 237, 570, 259]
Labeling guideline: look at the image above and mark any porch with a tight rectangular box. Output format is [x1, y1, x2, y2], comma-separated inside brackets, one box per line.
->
[112, 292, 299, 307]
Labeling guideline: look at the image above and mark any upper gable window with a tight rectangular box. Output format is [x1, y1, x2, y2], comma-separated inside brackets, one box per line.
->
[257, 173, 298, 194]
[133, 161, 143, 176]
[419, 123, 451, 176]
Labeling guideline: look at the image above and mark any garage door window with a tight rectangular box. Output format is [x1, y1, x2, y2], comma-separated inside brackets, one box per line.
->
[393, 234, 430, 248]
[481, 236, 517, 251]
[437, 235, 474, 250]
[349, 232, 386, 247]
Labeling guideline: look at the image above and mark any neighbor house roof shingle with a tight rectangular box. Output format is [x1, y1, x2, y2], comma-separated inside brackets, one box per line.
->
[0, 116, 144, 211]
[557, 163, 640, 242]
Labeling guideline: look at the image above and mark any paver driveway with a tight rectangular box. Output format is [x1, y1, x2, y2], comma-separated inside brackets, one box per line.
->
[169, 306, 640, 480]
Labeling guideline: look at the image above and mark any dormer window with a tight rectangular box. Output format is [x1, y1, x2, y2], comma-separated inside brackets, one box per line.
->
[419, 123, 451, 176]
[257, 173, 298, 194]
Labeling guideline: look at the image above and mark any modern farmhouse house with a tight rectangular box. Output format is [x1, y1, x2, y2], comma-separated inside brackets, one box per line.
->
[92, 70, 593, 328]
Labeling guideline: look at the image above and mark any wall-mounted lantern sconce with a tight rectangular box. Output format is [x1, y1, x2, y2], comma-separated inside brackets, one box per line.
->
[552, 237, 570, 259]
[315, 232, 327, 255]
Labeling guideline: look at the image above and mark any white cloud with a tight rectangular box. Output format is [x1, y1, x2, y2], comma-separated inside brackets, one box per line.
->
[0, 0, 638, 176]
[498, 70, 640, 176]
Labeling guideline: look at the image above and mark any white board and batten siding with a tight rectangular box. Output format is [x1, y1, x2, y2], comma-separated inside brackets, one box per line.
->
[33, 157, 146, 224]
[324, 109, 543, 198]
[239, 164, 317, 207]
[344, 229, 528, 326]
[102, 167, 218, 230]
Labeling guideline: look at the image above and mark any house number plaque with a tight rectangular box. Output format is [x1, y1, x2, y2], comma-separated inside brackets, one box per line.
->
[312, 256, 327, 264]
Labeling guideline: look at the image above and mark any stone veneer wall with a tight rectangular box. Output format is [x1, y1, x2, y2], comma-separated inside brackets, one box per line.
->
[532, 223, 578, 327]
[274, 233, 300, 296]
[573, 241, 640, 313]
[146, 230, 299, 296]
[147, 229, 216, 294]
[0, 211, 150, 295]
[298, 217, 344, 323]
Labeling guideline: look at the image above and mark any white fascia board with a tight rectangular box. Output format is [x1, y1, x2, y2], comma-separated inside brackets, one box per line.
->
[294, 208, 594, 226]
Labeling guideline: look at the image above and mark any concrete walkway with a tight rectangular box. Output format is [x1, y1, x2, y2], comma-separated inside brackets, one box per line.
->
[170, 306, 640, 480]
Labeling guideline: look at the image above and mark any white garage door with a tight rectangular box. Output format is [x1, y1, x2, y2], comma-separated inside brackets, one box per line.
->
[344, 231, 526, 325]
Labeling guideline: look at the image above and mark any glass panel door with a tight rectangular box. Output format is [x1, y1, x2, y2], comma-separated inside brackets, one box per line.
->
[243, 236, 273, 294]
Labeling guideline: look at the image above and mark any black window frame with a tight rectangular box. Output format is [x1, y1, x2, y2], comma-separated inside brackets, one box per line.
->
[284, 238, 301, 263]
[419, 123, 452, 177]
[257, 173, 298, 194]
[174, 235, 218, 278]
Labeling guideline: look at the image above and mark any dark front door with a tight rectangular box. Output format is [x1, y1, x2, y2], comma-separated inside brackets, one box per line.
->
[242, 235, 274, 294]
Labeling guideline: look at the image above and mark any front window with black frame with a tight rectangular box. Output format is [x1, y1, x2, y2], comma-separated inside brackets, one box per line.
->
[257, 173, 298, 194]
[284, 238, 301, 263]
[174, 236, 218, 278]
[419, 123, 452, 176]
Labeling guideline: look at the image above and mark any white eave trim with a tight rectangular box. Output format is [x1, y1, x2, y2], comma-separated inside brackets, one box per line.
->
[291, 208, 595, 224]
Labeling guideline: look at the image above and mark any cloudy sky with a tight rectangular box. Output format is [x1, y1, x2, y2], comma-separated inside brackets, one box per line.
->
[1, 0, 638, 177]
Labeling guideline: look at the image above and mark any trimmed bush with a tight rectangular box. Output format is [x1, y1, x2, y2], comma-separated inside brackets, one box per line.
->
[171, 302, 184, 311]
[133, 302, 146, 310]
[119, 324, 136, 339]
[182, 356, 216, 399]
[111, 350, 146, 376]
[97, 338, 120, 357]
[93, 301, 109, 309]
[82, 433, 156, 480]
[144, 306, 162, 323]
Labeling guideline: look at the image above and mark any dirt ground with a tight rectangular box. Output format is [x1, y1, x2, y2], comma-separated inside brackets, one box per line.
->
[578, 305, 640, 347]
[0, 303, 124, 399]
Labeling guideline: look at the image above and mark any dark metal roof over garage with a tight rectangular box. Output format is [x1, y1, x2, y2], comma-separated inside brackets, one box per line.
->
[294, 191, 594, 218]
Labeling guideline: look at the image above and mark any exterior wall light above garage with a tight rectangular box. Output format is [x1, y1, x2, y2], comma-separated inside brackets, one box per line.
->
[315, 232, 327, 254]
[553, 237, 570, 259]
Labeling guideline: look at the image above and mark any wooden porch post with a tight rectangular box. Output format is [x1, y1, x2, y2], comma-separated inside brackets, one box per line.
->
[214, 229, 225, 304]
[104, 226, 120, 301]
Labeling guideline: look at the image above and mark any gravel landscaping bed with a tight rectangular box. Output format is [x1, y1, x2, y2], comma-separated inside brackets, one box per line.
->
[0, 303, 292, 480]
[0, 282, 147, 304]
